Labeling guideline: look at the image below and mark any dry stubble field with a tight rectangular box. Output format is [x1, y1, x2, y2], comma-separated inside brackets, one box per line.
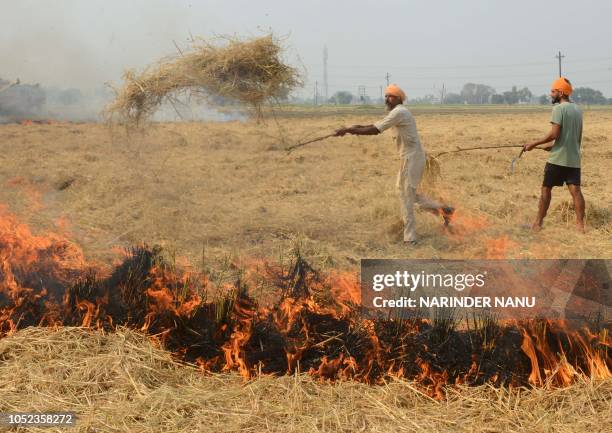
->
[0, 105, 611, 432]
[0, 106, 610, 270]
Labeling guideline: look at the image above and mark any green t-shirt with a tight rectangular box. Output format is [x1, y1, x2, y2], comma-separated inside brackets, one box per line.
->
[548, 102, 582, 168]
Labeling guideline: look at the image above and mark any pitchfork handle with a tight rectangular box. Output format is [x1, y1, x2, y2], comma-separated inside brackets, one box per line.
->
[286, 133, 336, 153]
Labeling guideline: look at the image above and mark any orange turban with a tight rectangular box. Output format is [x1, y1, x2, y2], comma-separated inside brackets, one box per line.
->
[551, 77, 573, 96]
[385, 84, 406, 102]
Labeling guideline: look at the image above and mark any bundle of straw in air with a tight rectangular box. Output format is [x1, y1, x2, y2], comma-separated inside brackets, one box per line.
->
[106, 35, 301, 124]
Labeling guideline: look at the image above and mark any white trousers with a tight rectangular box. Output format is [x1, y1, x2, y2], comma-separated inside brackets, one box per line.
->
[396, 159, 442, 242]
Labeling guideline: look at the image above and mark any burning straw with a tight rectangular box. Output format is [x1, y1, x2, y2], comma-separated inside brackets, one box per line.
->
[0, 235, 609, 397]
[106, 35, 301, 124]
[0, 207, 609, 399]
[1, 327, 610, 433]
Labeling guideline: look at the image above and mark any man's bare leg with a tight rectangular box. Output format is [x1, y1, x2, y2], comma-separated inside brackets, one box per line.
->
[567, 184, 585, 233]
[533, 186, 552, 231]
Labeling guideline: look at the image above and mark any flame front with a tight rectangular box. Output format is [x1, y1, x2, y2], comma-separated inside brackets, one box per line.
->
[0, 208, 609, 399]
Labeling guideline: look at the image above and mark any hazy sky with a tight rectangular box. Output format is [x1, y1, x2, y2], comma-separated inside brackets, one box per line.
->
[1, 0, 611, 99]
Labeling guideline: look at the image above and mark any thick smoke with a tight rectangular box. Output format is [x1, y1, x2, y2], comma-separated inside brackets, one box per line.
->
[0, 78, 111, 123]
[0, 79, 46, 121]
[0, 1, 246, 123]
[0, 78, 246, 124]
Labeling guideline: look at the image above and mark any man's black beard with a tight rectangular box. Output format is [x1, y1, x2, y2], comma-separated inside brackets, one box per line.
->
[551, 96, 561, 104]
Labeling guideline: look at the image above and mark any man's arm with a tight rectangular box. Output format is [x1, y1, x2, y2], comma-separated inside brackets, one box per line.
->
[335, 125, 380, 136]
[524, 123, 561, 151]
[336, 108, 400, 136]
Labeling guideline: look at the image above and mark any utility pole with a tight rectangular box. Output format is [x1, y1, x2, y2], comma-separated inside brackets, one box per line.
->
[385, 72, 390, 87]
[323, 46, 328, 102]
[314, 81, 318, 105]
[555, 51, 565, 77]
[358, 86, 367, 104]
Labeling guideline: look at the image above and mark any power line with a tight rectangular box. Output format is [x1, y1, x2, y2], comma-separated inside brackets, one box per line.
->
[301, 79, 612, 94]
[310, 56, 612, 72]
[308, 66, 609, 82]
[307, 77, 612, 89]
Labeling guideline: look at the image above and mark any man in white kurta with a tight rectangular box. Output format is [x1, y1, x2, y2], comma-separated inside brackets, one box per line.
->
[335, 84, 452, 244]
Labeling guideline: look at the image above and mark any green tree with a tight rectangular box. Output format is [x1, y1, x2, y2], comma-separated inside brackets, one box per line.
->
[502, 86, 519, 104]
[443, 93, 463, 104]
[460, 83, 495, 104]
[518, 87, 533, 103]
[330, 91, 353, 105]
[572, 87, 607, 105]
[491, 94, 504, 104]
[497, 86, 532, 104]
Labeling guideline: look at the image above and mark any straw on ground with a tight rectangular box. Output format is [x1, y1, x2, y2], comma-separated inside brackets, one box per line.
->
[1, 327, 610, 433]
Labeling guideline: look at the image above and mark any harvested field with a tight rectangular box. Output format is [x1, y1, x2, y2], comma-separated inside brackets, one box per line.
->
[0, 106, 610, 432]
[0, 327, 610, 433]
[0, 106, 609, 269]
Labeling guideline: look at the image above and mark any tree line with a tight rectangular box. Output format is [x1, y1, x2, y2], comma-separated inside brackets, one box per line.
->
[324, 83, 612, 105]
[442, 83, 612, 105]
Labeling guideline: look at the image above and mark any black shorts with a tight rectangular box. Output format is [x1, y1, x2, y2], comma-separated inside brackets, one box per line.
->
[542, 162, 581, 187]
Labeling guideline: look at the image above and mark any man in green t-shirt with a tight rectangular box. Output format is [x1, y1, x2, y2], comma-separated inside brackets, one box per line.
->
[523, 77, 585, 232]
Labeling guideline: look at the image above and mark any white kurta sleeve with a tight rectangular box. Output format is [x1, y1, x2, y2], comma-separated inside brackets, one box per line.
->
[374, 108, 401, 132]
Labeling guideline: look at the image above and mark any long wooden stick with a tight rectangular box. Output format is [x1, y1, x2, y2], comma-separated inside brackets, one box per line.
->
[434, 144, 546, 158]
[287, 138, 545, 157]
[286, 133, 336, 152]
[434, 144, 526, 157]
[435, 144, 549, 157]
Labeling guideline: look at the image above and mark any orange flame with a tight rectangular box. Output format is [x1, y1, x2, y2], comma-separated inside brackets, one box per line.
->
[0, 205, 608, 398]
